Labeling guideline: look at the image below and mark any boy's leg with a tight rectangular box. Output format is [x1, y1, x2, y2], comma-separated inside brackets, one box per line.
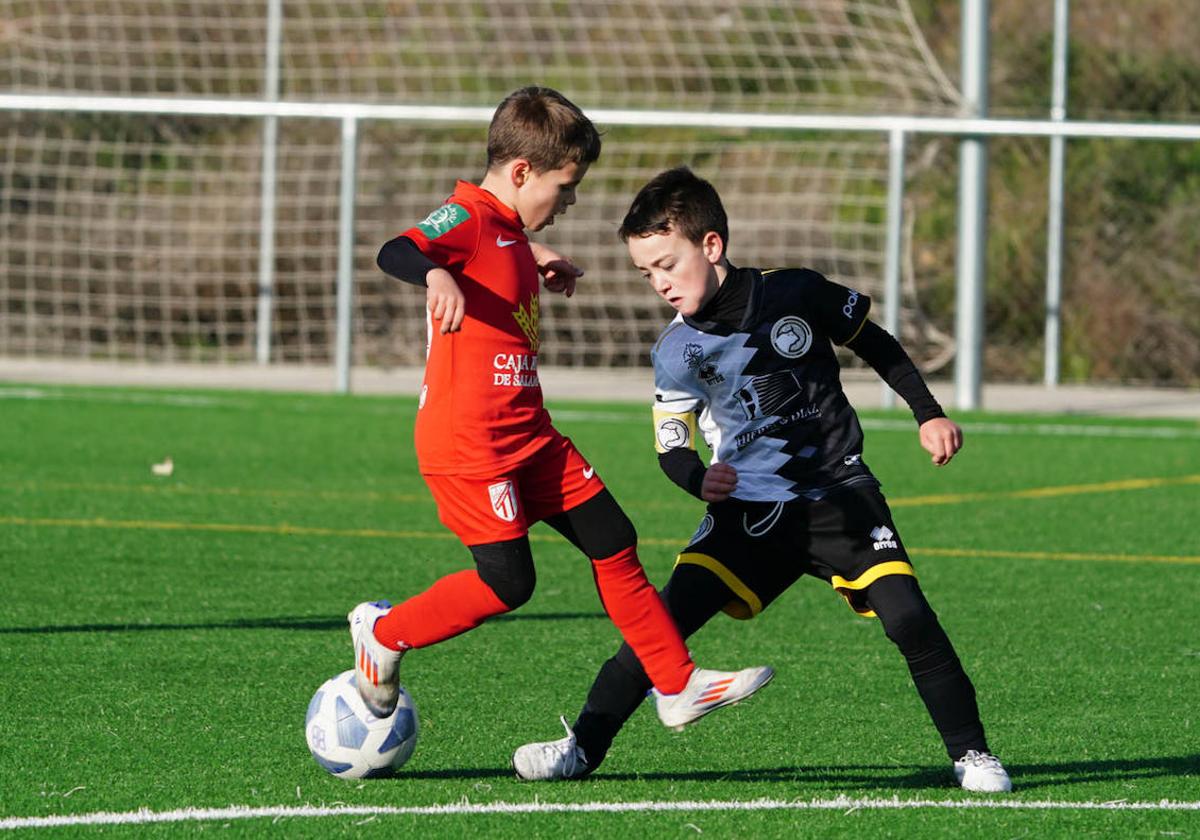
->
[371, 537, 533, 651]
[570, 563, 735, 769]
[351, 471, 533, 715]
[542, 488, 693, 694]
[863, 574, 989, 760]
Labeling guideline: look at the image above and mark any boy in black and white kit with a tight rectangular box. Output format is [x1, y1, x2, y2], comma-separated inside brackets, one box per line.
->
[511, 166, 1011, 793]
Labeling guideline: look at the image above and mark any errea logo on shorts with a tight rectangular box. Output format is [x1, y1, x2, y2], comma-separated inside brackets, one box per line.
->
[417, 203, 469, 238]
[871, 525, 898, 550]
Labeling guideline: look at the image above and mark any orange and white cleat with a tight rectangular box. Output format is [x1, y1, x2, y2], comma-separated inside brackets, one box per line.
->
[653, 665, 774, 731]
[347, 601, 404, 717]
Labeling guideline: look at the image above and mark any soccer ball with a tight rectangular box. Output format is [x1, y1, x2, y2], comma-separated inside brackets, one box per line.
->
[305, 669, 419, 779]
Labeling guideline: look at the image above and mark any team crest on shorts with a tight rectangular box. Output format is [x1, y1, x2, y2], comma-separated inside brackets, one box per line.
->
[769, 316, 813, 358]
[687, 513, 714, 547]
[488, 480, 519, 522]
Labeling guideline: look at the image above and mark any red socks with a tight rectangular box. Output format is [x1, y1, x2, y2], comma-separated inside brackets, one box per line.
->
[370, 550, 694, 697]
[372, 569, 509, 650]
[591, 546, 694, 695]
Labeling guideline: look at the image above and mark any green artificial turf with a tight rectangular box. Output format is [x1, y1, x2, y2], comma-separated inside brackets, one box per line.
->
[1, 383, 1197, 837]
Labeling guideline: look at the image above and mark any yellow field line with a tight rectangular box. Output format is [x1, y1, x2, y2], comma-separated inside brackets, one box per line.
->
[890, 473, 1200, 507]
[2, 515, 1197, 566]
[0, 480, 425, 504]
[0, 515, 449, 541]
[910, 546, 1200, 566]
[5, 473, 1199, 511]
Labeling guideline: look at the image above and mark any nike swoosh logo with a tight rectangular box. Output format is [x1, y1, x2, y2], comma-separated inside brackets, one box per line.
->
[582, 466, 595, 479]
[496, 235, 518, 248]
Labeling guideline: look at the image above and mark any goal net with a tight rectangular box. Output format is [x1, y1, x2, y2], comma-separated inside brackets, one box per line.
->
[0, 1, 959, 368]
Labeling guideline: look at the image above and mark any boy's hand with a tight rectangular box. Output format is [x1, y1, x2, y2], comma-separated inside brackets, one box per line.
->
[530, 242, 583, 298]
[701, 462, 739, 503]
[919, 417, 963, 466]
[426, 268, 465, 333]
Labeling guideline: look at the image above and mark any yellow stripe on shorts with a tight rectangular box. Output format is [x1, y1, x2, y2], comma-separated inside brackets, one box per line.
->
[830, 560, 916, 618]
[675, 552, 763, 620]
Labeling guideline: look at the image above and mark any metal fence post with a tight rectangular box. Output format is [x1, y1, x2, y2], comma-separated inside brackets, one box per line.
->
[881, 128, 907, 410]
[1044, 0, 1071, 387]
[954, 0, 990, 411]
[255, 0, 282, 364]
[334, 115, 359, 394]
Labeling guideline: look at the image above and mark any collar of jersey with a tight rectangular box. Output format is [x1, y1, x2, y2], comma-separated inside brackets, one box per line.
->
[682, 265, 761, 335]
[452, 180, 525, 232]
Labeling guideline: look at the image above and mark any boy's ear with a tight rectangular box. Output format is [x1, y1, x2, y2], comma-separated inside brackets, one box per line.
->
[509, 158, 533, 187]
[702, 230, 725, 264]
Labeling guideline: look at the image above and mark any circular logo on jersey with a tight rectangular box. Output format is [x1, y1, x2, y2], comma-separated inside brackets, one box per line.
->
[769, 316, 813, 359]
[656, 418, 691, 450]
[687, 513, 714, 548]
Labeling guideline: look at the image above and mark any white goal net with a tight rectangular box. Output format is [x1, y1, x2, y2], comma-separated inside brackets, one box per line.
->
[0, 1, 959, 368]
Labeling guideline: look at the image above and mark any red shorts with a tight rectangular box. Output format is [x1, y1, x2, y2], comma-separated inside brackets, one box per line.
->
[422, 431, 606, 546]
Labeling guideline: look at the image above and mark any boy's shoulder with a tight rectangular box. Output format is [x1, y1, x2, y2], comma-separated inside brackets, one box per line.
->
[413, 200, 475, 240]
[754, 266, 858, 314]
[651, 313, 688, 358]
[758, 266, 829, 293]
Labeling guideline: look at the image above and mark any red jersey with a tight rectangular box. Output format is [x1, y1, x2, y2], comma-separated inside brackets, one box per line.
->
[402, 181, 552, 475]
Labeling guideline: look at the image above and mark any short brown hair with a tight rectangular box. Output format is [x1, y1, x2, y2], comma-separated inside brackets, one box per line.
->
[619, 166, 729, 249]
[486, 86, 602, 173]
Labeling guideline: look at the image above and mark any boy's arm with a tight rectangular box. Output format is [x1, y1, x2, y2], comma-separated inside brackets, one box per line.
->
[845, 319, 944, 424]
[528, 241, 583, 297]
[658, 449, 740, 502]
[377, 236, 438, 286]
[376, 236, 465, 333]
[657, 449, 706, 499]
[652, 358, 736, 500]
[845, 320, 962, 465]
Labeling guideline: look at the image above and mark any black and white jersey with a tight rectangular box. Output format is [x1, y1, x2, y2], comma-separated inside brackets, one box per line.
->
[652, 267, 876, 501]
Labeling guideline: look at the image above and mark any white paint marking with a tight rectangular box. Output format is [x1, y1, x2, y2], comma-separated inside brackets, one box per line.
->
[3, 796, 1198, 829]
[866, 418, 1199, 440]
[551, 408, 1200, 440]
[0, 386, 230, 408]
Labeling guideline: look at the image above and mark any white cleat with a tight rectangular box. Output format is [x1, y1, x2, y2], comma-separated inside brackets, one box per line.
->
[347, 600, 404, 717]
[512, 716, 590, 781]
[653, 665, 774, 731]
[954, 750, 1013, 792]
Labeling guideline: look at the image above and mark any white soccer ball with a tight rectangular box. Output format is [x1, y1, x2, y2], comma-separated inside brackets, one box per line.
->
[305, 669, 419, 779]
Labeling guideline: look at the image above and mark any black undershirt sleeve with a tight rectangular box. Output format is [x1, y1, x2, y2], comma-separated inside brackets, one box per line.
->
[657, 449, 707, 500]
[845, 320, 946, 426]
[377, 236, 438, 286]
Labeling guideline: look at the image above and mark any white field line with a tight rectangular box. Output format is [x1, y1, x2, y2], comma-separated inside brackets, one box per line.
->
[560, 412, 1200, 440]
[862, 418, 1200, 440]
[2, 386, 1196, 438]
[4, 796, 1199, 829]
[0, 386, 234, 409]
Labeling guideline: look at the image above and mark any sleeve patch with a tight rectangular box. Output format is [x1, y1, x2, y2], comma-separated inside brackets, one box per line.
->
[654, 409, 699, 453]
[416, 203, 470, 239]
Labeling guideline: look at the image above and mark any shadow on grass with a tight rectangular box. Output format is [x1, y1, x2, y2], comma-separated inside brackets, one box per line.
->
[0, 611, 606, 635]
[400, 754, 1200, 790]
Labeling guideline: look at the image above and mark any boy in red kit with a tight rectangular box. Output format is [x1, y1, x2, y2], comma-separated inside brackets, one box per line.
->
[353, 87, 772, 736]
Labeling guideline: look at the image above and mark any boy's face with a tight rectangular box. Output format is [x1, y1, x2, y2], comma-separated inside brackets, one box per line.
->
[627, 227, 724, 317]
[516, 161, 588, 232]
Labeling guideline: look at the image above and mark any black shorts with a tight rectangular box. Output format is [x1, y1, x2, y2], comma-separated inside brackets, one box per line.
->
[676, 482, 915, 619]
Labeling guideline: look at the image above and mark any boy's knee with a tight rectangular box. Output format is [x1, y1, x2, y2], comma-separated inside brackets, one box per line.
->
[574, 490, 638, 559]
[471, 538, 536, 610]
[881, 601, 939, 652]
[868, 575, 941, 653]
